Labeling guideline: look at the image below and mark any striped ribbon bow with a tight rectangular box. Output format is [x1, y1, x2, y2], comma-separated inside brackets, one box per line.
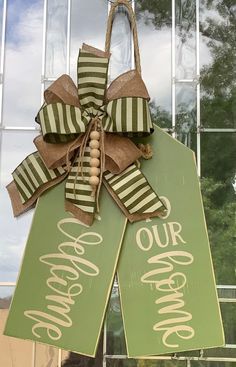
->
[7, 44, 165, 226]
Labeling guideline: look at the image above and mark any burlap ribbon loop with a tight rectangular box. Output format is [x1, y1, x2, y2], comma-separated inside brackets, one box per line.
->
[7, 42, 165, 226]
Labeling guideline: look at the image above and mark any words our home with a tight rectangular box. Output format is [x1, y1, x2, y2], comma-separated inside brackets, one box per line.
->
[136, 196, 194, 348]
[24, 196, 195, 348]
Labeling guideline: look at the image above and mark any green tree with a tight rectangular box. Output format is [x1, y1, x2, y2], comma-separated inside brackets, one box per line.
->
[201, 177, 236, 283]
[200, 0, 236, 128]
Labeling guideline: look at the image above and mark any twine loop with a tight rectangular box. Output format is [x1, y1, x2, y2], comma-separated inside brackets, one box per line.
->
[105, 0, 141, 75]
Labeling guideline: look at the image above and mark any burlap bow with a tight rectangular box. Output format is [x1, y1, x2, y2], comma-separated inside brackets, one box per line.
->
[7, 44, 165, 226]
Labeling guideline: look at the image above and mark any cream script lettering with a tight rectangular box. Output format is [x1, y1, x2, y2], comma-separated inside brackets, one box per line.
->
[136, 196, 195, 348]
[24, 218, 102, 341]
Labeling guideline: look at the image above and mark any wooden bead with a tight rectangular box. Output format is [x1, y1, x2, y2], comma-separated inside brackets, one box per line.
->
[90, 148, 100, 158]
[90, 158, 100, 167]
[90, 131, 100, 140]
[89, 176, 99, 186]
[89, 139, 100, 149]
[90, 167, 100, 176]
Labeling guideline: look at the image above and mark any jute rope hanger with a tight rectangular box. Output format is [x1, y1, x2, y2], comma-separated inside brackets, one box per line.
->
[105, 0, 142, 75]
[67, 0, 142, 214]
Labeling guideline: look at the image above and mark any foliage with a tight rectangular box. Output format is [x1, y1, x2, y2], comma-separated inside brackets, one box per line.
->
[149, 101, 172, 129]
[200, 0, 236, 128]
[135, 0, 172, 28]
[201, 177, 236, 283]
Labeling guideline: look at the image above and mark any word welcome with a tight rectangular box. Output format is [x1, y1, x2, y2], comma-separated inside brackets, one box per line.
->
[24, 218, 102, 341]
[136, 197, 195, 348]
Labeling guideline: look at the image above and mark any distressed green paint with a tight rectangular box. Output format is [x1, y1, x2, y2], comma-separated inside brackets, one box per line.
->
[4, 183, 126, 357]
[118, 125, 225, 357]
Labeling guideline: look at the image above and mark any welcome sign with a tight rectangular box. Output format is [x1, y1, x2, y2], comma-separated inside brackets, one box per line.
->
[118, 126, 225, 357]
[4, 183, 127, 356]
[5, 126, 224, 357]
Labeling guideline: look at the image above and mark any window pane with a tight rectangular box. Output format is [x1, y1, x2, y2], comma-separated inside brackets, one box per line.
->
[204, 346, 236, 358]
[2, 0, 43, 127]
[176, 83, 197, 154]
[136, 1, 172, 128]
[107, 286, 127, 355]
[0, 131, 37, 282]
[0, 319, 32, 366]
[200, 0, 236, 128]
[176, 0, 196, 79]
[0, 0, 4, 64]
[109, 5, 132, 82]
[201, 303, 236, 354]
[218, 287, 236, 300]
[44, 80, 53, 91]
[45, 0, 68, 77]
[107, 360, 186, 367]
[201, 133, 236, 285]
[61, 334, 104, 366]
[0, 289, 59, 367]
[70, 0, 107, 82]
[0, 287, 13, 308]
[0, 286, 32, 367]
[35, 344, 59, 367]
[192, 362, 235, 367]
[220, 303, 236, 345]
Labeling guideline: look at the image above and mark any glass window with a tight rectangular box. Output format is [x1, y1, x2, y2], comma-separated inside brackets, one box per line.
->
[45, 0, 68, 77]
[0, 286, 32, 367]
[176, 83, 197, 154]
[107, 286, 127, 356]
[192, 362, 235, 367]
[201, 133, 236, 285]
[109, 5, 133, 82]
[34, 344, 59, 367]
[2, 0, 43, 127]
[0, 131, 37, 282]
[137, 0, 172, 128]
[220, 303, 236, 345]
[70, 0, 107, 82]
[0, 288, 60, 366]
[200, 0, 236, 128]
[176, 0, 196, 80]
[0, 286, 13, 308]
[0, 0, 4, 64]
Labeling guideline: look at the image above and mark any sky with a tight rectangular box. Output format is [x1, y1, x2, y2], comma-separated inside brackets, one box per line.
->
[0, 0, 44, 298]
[0, 0, 219, 298]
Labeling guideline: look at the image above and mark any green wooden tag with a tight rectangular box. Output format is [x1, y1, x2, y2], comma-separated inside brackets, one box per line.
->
[118, 126, 225, 357]
[4, 183, 126, 357]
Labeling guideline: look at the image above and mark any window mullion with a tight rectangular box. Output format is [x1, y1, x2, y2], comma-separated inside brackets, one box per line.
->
[66, 0, 71, 75]
[171, 0, 176, 139]
[196, 0, 201, 177]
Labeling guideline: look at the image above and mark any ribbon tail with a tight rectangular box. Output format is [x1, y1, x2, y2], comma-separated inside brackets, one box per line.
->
[65, 146, 95, 226]
[103, 163, 166, 222]
[7, 151, 67, 217]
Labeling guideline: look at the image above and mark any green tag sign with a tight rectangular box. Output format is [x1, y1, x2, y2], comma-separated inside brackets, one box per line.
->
[5, 126, 224, 357]
[118, 126, 225, 357]
[4, 183, 126, 357]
